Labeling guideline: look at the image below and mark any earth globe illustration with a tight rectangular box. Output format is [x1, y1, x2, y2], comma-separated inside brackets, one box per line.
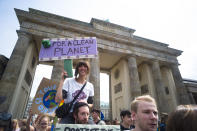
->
[43, 90, 58, 108]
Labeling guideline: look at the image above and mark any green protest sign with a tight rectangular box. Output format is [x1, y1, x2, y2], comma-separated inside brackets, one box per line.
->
[64, 59, 73, 78]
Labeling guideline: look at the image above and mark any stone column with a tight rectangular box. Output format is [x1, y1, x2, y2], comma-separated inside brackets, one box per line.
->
[127, 56, 141, 101]
[151, 60, 168, 113]
[109, 73, 112, 120]
[89, 54, 100, 109]
[188, 92, 196, 104]
[0, 31, 31, 113]
[142, 62, 156, 99]
[170, 64, 190, 104]
[51, 60, 64, 83]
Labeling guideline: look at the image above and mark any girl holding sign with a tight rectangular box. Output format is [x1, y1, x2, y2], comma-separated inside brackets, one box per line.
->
[55, 60, 94, 124]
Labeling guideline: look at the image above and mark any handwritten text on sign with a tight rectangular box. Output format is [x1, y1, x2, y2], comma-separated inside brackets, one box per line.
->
[32, 78, 58, 115]
[39, 37, 98, 61]
[55, 124, 120, 131]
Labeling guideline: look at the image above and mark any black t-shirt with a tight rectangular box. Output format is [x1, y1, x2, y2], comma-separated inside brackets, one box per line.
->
[120, 124, 130, 131]
[120, 124, 135, 131]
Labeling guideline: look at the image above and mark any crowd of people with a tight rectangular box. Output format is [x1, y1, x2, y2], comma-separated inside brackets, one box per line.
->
[1, 60, 197, 131]
[7, 95, 196, 131]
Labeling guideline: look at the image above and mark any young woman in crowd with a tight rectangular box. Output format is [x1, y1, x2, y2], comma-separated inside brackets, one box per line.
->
[12, 119, 20, 131]
[27, 109, 51, 131]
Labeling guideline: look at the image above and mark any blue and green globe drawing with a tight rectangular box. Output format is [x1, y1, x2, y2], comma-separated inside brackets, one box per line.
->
[43, 90, 58, 108]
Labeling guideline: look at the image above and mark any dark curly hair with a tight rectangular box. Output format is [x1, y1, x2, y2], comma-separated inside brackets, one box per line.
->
[73, 102, 89, 116]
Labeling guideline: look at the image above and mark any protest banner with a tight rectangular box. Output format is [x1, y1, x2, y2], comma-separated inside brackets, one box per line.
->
[39, 37, 98, 61]
[32, 78, 59, 115]
[55, 124, 120, 131]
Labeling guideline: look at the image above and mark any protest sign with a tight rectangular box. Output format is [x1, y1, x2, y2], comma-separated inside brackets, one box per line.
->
[32, 78, 59, 115]
[39, 37, 98, 61]
[55, 124, 120, 131]
[64, 59, 73, 78]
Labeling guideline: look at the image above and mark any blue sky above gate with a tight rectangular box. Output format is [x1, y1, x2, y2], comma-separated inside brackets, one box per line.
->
[1, 0, 197, 102]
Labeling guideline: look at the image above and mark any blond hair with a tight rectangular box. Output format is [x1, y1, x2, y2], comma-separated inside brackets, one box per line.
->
[131, 95, 157, 112]
[12, 119, 19, 129]
[37, 114, 50, 125]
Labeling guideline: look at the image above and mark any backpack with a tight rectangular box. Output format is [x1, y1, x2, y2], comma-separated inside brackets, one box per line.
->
[0, 112, 12, 131]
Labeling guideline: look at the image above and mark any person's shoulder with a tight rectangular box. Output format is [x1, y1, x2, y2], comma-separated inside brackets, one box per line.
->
[120, 124, 124, 129]
[47, 126, 51, 131]
[88, 119, 95, 124]
[98, 120, 106, 125]
[87, 81, 94, 87]
[29, 125, 35, 131]
[65, 78, 75, 82]
[69, 77, 75, 81]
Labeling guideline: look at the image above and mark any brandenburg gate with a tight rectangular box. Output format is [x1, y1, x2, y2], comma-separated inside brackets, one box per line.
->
[0, 8, 192, 119]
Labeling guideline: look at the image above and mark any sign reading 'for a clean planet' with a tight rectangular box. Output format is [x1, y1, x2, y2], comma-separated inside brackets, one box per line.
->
[39, 37, 98, 61]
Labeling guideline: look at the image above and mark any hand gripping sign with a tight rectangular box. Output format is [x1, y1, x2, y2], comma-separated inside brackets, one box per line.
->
[39, 37, 98, 61]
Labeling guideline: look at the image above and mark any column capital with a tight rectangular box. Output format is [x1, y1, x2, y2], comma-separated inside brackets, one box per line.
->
[127, 54, 137, 59]
[16, 30, 32, 39]
[152, 60, 160, 66]
[169, 63, 180, 67]
[150, 59, 159, 63]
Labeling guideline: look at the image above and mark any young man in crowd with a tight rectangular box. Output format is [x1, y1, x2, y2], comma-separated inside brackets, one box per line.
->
[91, 109, 106, 125]
[120, 110, 134, 130]
[131, 95, 158, 131]
[73, 102, 94, 124]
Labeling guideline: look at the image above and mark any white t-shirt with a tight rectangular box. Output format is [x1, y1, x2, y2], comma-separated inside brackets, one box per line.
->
[62, 78, 94, 104]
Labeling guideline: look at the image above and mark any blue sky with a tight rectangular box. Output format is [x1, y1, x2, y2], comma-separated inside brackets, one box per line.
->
[1, 0, 197, 102]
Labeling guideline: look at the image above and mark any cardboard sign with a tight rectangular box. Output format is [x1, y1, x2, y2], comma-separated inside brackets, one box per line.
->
[32, 78, 59, 115]
[39, 37, 98, 61]
[64, 59, 73, 78]
[55, 124, 120, 131]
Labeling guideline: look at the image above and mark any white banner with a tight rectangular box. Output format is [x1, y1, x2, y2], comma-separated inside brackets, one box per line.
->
[55, 124, 120, 131]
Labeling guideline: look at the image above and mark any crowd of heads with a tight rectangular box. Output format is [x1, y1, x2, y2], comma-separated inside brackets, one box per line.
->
[9, 114, 51, 131]
[1, 82, 196, 131]
[11, 119, 27, 131]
